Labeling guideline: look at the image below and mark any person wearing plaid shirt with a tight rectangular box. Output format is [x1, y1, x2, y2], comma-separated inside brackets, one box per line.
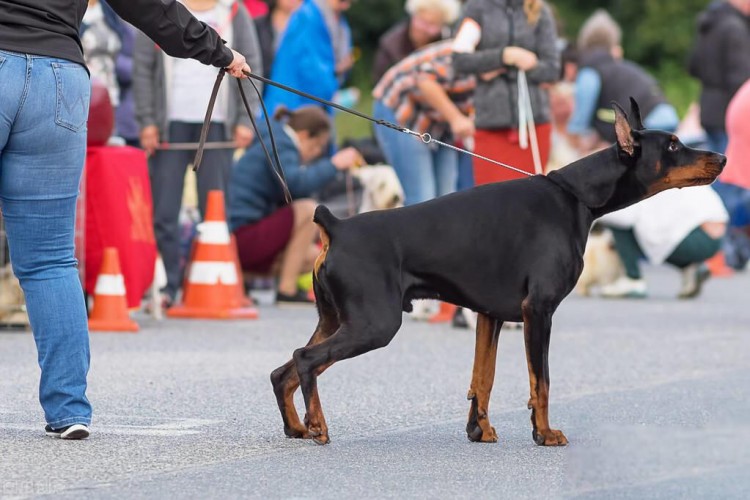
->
[373, 39, 476, 206]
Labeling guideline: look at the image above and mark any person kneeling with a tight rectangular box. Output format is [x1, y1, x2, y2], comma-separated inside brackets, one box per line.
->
[228, 106, 362, 305]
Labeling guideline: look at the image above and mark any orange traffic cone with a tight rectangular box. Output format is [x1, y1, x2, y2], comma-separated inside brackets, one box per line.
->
[88, 247, 139, 332]
[168, 191, 258, 319]
[429, 302, 457, 323]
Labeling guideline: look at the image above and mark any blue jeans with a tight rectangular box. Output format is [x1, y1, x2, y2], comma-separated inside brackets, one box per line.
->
[643, 103, 680, 132]
[373, 100, 458, 205]
[705, 128, 729, 154]
[713, 181, 750, 227]
[0, 50, 92, 428]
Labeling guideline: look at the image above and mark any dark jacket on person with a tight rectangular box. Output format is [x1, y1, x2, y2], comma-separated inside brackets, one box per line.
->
[254, 13, 275, 83]
[452, 0, 559, 129]
[228, 121, 338, 230]
[0, 0, 233, 69]
[374, 19, 421, 84]
[689, 0, 750, 131]
[579, 49, 668, 144]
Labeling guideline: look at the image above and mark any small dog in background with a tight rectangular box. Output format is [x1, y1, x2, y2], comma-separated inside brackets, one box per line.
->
[352, 165, 404, 213]
[575, 225, 625, 296]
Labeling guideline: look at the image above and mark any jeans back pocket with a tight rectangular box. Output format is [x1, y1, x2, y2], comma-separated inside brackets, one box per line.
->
[52, 62, 90, 133]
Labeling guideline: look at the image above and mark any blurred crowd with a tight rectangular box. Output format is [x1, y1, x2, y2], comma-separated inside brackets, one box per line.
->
[78, 0, 750, 314]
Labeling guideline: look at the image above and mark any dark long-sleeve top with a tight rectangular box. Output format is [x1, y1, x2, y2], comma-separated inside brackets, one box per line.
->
[452, 0, 559, 129]
[0, 0, 233, 69]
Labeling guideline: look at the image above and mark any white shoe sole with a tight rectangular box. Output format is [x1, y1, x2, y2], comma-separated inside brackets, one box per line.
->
[46, 424, 90, 440]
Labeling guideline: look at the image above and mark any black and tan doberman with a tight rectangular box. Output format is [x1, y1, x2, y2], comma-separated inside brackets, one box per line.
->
[270, 98, 726, 446]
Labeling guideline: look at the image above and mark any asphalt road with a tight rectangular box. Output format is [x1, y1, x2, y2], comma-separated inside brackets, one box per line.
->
[1, 266, 748, 499]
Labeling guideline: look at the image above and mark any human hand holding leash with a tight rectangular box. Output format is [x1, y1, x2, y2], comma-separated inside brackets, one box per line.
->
[450, 114, 476, 140]
[503, 46, 538, 71]
[226, 49, 251, 78]
[332, 147, 365, 170]
[140, 125, 160, 156]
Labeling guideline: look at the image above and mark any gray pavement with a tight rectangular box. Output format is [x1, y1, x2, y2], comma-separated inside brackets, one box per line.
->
[1, 266, 749, 499]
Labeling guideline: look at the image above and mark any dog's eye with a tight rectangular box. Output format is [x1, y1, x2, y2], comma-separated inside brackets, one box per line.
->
[668, 141, 679, 153]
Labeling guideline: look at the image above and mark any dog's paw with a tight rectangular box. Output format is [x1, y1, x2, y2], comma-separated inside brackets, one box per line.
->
[308, 426, 330, 445]
[466, 422, 498, 443]
[284, 424, 310, 439]
[532, 428, 568, 446]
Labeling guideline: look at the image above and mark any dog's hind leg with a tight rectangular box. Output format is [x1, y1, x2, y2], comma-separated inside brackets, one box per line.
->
[294, 310, 402, 445]
[522, 297, 568, 446]
[270, 284, 340, 439]
[466, 313, 502, 443]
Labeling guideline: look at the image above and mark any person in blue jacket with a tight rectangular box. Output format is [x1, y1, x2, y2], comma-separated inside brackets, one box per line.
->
[229, 105, 362, 304]
[263, 0, 353, 114]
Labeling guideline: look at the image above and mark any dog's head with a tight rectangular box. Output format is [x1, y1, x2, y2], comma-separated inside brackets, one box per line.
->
[556, 98, 727, 215]
[612, 98, 726, 197]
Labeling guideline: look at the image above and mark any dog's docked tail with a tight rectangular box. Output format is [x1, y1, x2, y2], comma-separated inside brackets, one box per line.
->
[313, 206, 339, 280]
[313, 205, 340, 236]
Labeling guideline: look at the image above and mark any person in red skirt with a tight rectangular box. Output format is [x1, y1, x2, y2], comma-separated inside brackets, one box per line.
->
[452, 0, 559, 183]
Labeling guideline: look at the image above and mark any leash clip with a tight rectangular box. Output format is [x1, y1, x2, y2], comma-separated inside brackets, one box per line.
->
[419, 133, 432, 144]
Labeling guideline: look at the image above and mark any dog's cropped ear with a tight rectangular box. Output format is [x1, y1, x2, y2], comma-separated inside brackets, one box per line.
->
[613, 102, 636, 157]
[628, 97, 645, 130]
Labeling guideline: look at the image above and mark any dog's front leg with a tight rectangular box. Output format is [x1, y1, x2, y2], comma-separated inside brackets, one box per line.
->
[466, 313, 502, 443]
[522, 298, 568, 446]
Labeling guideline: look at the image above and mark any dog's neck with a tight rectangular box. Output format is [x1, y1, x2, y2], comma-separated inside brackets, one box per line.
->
[548, 147, 648, 218]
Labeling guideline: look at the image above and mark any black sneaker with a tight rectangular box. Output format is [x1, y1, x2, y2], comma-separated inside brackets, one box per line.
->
[45, 423, 90, 440]
[276, 289, 314, 306]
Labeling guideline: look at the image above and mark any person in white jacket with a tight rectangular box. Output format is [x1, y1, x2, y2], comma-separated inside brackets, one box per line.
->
[598, 185, 729, 299]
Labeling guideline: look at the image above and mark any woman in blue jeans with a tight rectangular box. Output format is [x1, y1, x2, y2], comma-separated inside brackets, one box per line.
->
[372, 39, 475, 206]
[0, 0, 250, 440]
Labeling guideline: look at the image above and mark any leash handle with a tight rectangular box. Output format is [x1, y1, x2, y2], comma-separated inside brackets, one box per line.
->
[517, 70, 543, 175]
[193, 68, 226, 172]
[194, 68, 293, 204]
[235, 77, 293, 204]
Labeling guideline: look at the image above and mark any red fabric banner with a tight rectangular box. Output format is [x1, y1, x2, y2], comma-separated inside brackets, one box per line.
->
[85, 146, 156, 308]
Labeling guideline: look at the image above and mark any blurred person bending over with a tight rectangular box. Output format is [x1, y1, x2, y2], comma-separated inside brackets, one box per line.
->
[0, 0, 251, 440]
[228, 106, 363, 305]
[689, 0, 750, 154]
[452, 0, 559, 184]
[264, 0, 353, 114]
[373, 39, 475, 205]
[598, 187, 728, 300]
[567, 9, 679, 155]
[372, 0, 461, 84]
[134, 0, 262, 309]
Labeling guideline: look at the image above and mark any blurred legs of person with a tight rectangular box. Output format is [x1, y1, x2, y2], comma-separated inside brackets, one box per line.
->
[149, 122, 230, 306]
[0, 51, 92, 436]
[455, 145, 475, 191]
[373, 100, 457, 206]
[603, 227, 721, 299]
[705, 128, 729, 155]
[234, 199, 318, 305]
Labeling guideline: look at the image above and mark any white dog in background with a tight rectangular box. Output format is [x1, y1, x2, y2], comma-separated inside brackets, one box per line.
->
[576, 227, 625, 296]
[352, 165, 404, 213]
